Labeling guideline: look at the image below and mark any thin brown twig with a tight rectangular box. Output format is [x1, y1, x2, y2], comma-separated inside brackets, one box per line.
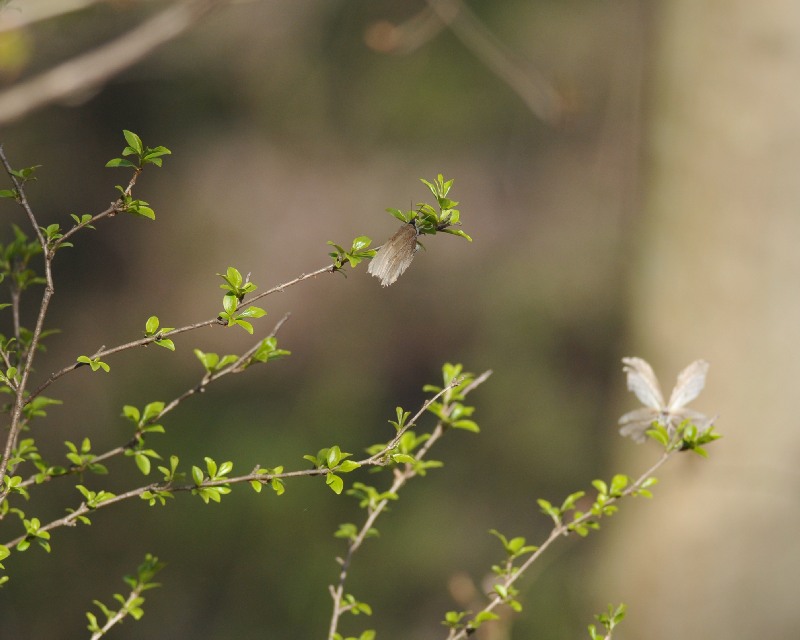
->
[444, 449, 674, 640]
[327, 369, 492, 640]
[25, 261, 336, 404]
[88, 579, 148, 640]
[0, 146, 55, 502]
[16, 313, 292, 491]
[2, 369, 492, 552]
[52, 169, 142, 252]
[368, 0, 564, 125]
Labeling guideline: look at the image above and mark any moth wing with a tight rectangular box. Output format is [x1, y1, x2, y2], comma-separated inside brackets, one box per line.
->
[667, 360, 709, 411]
[367, 225, 417, 287]
[621, 357, 664, 410]
[618, 420, 653, 443]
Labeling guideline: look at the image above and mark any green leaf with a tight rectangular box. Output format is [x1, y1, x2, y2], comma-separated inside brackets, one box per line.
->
[223, 294, 237, 315]
[145, 316, 159, 334]
[537, 498, 557, 516]
[134, 454, 151, 475]
[474, 611, 500, 624]
[441, 228, 472, 241]
[234, 319, 254, 334]
[105, 158, 138, 169]
[451, 419, 479, 432]
[592, 479, 608, 495]
[387, 207, 413, 223]
[217, 461, 233, 477]
[390, 453, 416, 464]
[77, 356, 110, 373]
[334, 523, 358, 540]
[122, 405, 141, 422]
[327, 446, 342, 468]
[237, 306, 266, 319]
[123, 130, 144, 155]
[226, 267, 243, 287]
[142, 402, 164, 422]
[326, 473, 344, 495]
[610, 474, 629, 496]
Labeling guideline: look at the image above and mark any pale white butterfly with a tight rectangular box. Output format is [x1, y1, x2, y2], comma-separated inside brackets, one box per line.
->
[618, 357, 711, 443]
[367, 223, 420, 287]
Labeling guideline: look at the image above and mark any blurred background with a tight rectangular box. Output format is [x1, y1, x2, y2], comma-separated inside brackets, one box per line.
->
[0, 1, 798, 638]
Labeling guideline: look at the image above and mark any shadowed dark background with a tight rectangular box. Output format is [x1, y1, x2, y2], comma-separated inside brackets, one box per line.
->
[0, 1, 798, 639]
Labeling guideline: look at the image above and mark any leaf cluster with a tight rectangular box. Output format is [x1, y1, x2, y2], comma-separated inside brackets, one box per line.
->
[386, 174, 472, 242]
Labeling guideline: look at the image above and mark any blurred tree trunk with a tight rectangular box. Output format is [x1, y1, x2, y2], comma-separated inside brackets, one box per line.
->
[599, 2, 800, 638]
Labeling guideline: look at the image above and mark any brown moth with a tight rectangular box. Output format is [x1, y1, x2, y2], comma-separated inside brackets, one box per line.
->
[367, 223, 419, 287]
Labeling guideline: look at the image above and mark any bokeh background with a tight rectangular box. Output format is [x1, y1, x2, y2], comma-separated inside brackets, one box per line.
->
[0, 1, 798, 639]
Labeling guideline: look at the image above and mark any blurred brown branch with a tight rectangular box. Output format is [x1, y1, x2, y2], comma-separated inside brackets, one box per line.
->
[0, 0, 223, 125]
[0, 0, 105, 32]
[365, 0, 565, 126]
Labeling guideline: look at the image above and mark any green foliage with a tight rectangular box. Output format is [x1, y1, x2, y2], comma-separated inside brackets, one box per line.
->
[385, 174, 472, 242]
[342, 593, 372, 616]
[249, 336, 290, 365]
[0, 138, 720, 640]
[122, 401, 166, 434]
[77, 355, 110, 372]
[64, 438, 108, 475]
[333, 630, 376, 640]
[2, 473, 26, 499]
[190, 457, 233, 504]
[346, 482, 398, 511]
[16, 517, 51, 552]
[218, 267, 266, 333]
[249, 466, 286, 495]
[0, 366, 19, 390]
[142, 456, 180, 505]
[86, 553, 164, 637]
[70, 213, 95, 229]
[105, 130, 171, 170]
[303, 446, 360, 495]
[194, 349, 239, 374]
[442, 608, 500, 634]
[645, 417, 721, 456]
[76, 484, 115, 509]
[218, 266, 257, 299]
[424, 363, 480, 432]
[0, 164, 40, 200]
[588, 603, 626, 639]
[489, 529, 538, 559]
[22, 395, 62, 421]
[144, 316, 175, 351]
[678, 420, 722, 456]
[328, 236, 377, 270]
[388, 406, 411, 432]
[113, 185, 155, 219]
[40, 223, 71, 251]
[0, 225, 45, 290]
[194, 338, 290, 376]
